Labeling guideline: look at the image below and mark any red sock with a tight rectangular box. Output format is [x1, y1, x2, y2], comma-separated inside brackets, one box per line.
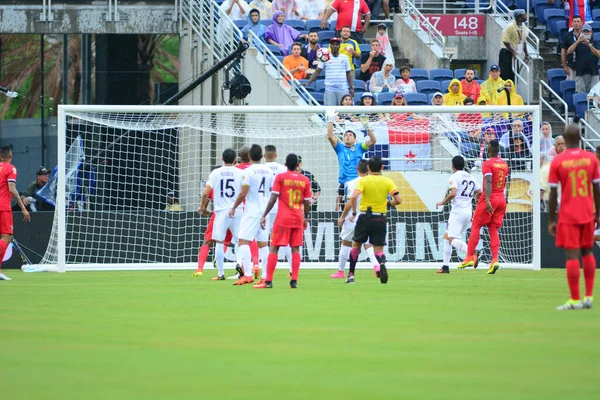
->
[291, 252, 301, 280]
[566, 259, 581, 300]
[0, 240, 7, 270]
[250, 241, 259, 265]
[488, 226, 500, 260]
[266, 253, 278, 282]
[466, 224, 481, 257]
[197, 245, 210, 272]
[582, 254, 596, 297]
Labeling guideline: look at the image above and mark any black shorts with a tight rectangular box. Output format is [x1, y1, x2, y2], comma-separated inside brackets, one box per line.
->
[353, 214, 387, 246]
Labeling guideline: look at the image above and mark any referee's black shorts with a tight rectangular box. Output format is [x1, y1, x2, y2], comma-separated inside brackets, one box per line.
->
[353, 213, 387, 246]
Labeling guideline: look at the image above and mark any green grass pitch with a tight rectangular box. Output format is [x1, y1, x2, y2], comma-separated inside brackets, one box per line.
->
[1, 269, 599, 400]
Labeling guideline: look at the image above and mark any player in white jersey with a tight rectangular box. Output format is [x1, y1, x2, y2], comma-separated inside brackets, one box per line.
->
[435, 156, 482, 273]
[199, 149, 244, 280]
[229, 144, 274, 285]
[332, 159, 381, 278]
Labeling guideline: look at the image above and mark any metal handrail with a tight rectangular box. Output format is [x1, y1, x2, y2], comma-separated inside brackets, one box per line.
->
[403, 0, 446, 53]
[539, 81, 568, 127]
[415, 0, 492, 13]
[580, 118, 600, 151]
[512, 56, 531, 104]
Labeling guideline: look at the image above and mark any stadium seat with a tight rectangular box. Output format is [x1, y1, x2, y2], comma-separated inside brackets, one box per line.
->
[276, 55, 285, 63]
[359, 43, 371, 53]
[318, 31, 336, 45]
[285, 20, 305, 30]
[544, 9, 565, 36]
[476, 79, 484, 85]
[594, 9, 600, 21]
[591, 21, 600, 33]
[260, 19, 271, 26]
[306, 20, 327, 31]
[376, 92, 396, 105]
[454, 68, 478, 79]
[560, 80, 576, 110]
[233, 20, 246, 29]
[556, 20, 569, 43]
[547, 68, 567, 95]
[311, 92, 325, 105]
[416, 80, 442, 96]
[391, 68, 400, 78]
[515, 0, 529, 10]
[300, 79, 315, 92]
[409, 68, 429, 83]
[266, 44, 282, 56]
[594, 32, 600, 43]
[404, 92, 428, 106]
[315, 80, 326, 93]
[440, 79, 453, 94]
[534, 0, 559, 25]
[465, 0, 491, 8]
[353, 92, 363, 104]
[329, 20, 337, 31]
[429, 68, 454, 83]
[353, 79, 367, 92]
[573, 92, 589, 120]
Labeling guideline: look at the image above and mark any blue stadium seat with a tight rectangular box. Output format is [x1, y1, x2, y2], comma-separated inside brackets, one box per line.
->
[544, 8, 565, 31]
[266, 44, 282, 56]
[515, 0, 530, 10]
[353, 79, 367, 92]
[534, 0, 558, 25]
[391, 68, 400, 78]
[300, 79, 315, 92]
[260, 19, 271, 27]
[440, 79, 453, 94]
[404, 92, 428, 106]
[416, 80, 442, 96]
[353, 92, 363, 104]
[276, 55, 285, 63]
[429, 68, 454, 83]
[315, 80, 326, 93]
[311, 92, 325, 105]
[547, 68, 567, 95]
[427, 93, 438, 104]
[329, 20, 337, 31]
[376, 92, 396, 105]
[454, 68, 478, 79]
[476, 79, 484, 85]
[285, 20, 305, 30]
[556, 20, 569, 43]
[318, 31, 336, 45]
[592, 21, 600, 33]
[409, 68, 429, 83]
[560, 80, 576, 110]
[306, 20, 327, 31]
[233, 20, 246, 29]
[573, 92, 589, 120]
[594, 9, 600, 21]
[359, 43, 371, 53]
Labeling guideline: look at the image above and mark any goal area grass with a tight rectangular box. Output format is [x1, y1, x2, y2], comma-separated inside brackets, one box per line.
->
[1, 269, 598, 399]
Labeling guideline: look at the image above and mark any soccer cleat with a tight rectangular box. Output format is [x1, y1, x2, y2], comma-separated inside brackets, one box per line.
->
[255, 278, 265, 286]
[330, 270, 345, 279]
[192, 271, 204, 277]
[457, 256, 475, 269]
[211, 275, 225, 281]
[583, 296, 593, 309]
[235, 263, 245, 276]
[227, 273, 240, 280]
[252, 265, 261, 280]
[290, 280, 298, 289]
[486, 259, 500, 275]
[233, 276, 254, 286]
[212, 257, 217, 269]
[0, 273, 11, 281]
[556, 299, 584, 310]
[379, 263, 389, 284]
[473, 250, 481, 269]
[345, 275, 355, 284]
[437, 265, 450, 274]
[253, 280, 273, 289]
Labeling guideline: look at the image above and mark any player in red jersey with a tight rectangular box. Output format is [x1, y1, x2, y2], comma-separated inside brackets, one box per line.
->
[0, 146, 31, 280]
[548, 125, 600, 310]
[253, 154, 311, 289]
[458, 139, 508, 275]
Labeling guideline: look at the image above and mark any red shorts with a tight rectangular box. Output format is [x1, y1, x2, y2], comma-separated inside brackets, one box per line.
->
[556, 220, 595, 249]
[472, 196, 506, 228]
[0, 211, 13, 235]
[271, 224, 304, 247]
[204, 213, 232, 245]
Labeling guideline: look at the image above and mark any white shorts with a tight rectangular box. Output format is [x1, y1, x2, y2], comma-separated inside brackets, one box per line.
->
[238, 214, 270, 242]
[339, 215, 370, 244]
[212, 209, 241, 242]
[447, 212, 472, 238]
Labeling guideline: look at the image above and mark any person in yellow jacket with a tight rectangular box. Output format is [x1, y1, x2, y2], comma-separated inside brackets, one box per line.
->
[495, 79, 525, 118]
[476, 93, 493, 118]
[480, 64, 505, 105]
[443, 78, 466, 106]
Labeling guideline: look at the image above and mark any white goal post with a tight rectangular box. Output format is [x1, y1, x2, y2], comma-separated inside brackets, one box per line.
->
[32, 104, 541, 272]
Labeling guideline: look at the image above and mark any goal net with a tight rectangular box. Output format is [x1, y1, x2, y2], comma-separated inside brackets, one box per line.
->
[32, 105, 540, 272]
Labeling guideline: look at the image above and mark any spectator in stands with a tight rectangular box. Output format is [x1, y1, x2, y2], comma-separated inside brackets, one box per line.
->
[321, 0, 371, 42]
[336, 94, 360, 123]
[431, 91, 444, 106]
[299, 0, 326, 20]
[221, 0, 251, 20]
[500, 119, 527, 148]
[476, 94, 492, 118]
[376, 23, 394, 58]
[303, 37, 354, 105]
[369, 58, 397, 94]
[165, 191, 184, 211]
[283, 42, 309, 80]
[20, 166, 54, 212]
[249, 0, 272, 19]
[443, 79, 467, 106]
[386, 93, 422, 123]
[461, 125, 483, 167]
[333, 26, 361, 73]
[297, 156, 321, 211]
[561, 15, 582, 81]
[301, 31, 321, 68]
[272, 0, 302, 20]
[480, 64, 505, 105]
[540, 121, 554, 158]
[359, 39, 386, 81]
[567, 23, 600, 93]
[367, 0, 391, 20]
[460, 68, 481, 102]
[505, 132, 532, 171]
[458, 97, 483, 127]
[495, 79, 525, 118]
[499, 9, 529, 83]
[396, 65, 417, 94]
[360, 92, 386, 121]
[265, 11, 308, 55]
[241, 9, 267, 42]
[546, 135, 565, 162]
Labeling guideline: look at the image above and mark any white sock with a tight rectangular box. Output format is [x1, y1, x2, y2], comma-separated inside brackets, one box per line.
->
[259, 246, 269, 279]
[451, 239, 468, 254]
[365, 246, 379, 267]
[215, 243, 225, 276]
[239, 244, 253, 277]
[442, 239, 452, 266]
[338, 245, 351, 272]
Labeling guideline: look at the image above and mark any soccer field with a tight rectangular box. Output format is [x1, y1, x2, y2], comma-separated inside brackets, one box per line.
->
[1, 269, 598, 400]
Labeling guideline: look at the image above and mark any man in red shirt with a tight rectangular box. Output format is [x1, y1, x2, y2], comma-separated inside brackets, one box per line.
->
[460, 68, 481, 102]
[321, 0, 371, 42]
[254, 154, 311, 289]
[0, 146, 30, 280]
[548, 125, 600, 310]
[458, 140, 508, 275]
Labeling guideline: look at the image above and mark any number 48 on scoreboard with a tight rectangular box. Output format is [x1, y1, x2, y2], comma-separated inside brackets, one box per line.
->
[423, 14, 486, 37]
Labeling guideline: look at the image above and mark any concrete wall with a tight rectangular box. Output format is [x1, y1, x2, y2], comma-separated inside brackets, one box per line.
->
[393, 14, 449, 70]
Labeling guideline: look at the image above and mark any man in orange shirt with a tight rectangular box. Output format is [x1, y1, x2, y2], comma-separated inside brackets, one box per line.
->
[460, 68, 481, 102]
[283, 42, 309, 80]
